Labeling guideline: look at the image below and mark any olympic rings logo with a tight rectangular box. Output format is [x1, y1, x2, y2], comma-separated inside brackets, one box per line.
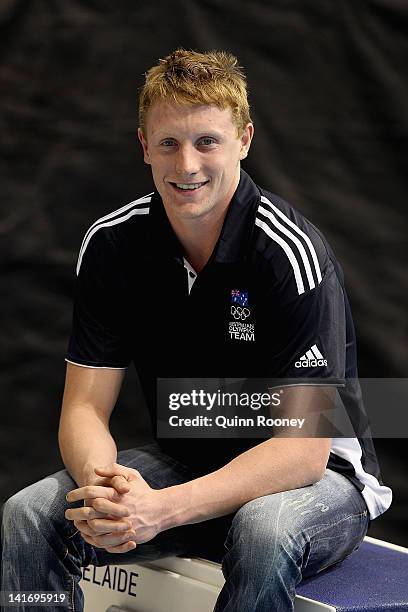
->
[231, 305, 251, 320]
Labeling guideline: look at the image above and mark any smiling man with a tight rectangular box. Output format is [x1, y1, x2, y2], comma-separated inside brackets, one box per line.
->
[138, 101, 252, 272]
[1, 49, 391, 612]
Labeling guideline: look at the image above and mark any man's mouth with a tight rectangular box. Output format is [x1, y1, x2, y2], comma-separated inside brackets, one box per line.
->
[169, 180, 209, 192]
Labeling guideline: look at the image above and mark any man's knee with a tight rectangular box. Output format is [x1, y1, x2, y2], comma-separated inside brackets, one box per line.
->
[227, 494, 303, 562]
[2, 488, 31, 530]
[2, 471, 74, 533]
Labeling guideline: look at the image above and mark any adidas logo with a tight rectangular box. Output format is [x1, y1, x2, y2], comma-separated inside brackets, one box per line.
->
[295, 344, 327, 368]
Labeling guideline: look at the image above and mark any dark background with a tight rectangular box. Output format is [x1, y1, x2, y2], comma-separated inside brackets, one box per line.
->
[1, 1, 407, 545]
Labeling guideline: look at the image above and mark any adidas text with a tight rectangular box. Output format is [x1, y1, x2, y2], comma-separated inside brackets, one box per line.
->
[295, 358, 328, 368]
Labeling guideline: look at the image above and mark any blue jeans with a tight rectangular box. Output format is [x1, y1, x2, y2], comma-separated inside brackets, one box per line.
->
[1, 443, 369, 612]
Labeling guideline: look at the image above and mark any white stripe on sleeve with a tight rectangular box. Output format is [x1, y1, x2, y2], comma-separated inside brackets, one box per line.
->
[76, 207, 150, 276]
[258, 205, 316, 290]
[255, 218, 305, 295]
[261, 195, 322, 284]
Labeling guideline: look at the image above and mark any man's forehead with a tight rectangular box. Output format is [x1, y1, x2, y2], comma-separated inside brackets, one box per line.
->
[145, 100, 236, 134]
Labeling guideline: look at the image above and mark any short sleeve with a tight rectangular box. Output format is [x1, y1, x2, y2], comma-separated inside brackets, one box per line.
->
[66, 229, 131, 368]
[269, 258, 346, 385]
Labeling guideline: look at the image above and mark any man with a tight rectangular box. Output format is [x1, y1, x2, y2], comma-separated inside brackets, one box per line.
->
[2, 49, 391, 611]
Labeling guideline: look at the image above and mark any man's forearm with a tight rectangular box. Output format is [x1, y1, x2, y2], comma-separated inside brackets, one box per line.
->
[161, 437, 331, 531]
[58, 406, 117, 487]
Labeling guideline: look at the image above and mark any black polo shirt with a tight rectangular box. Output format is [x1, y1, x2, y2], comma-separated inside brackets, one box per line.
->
[66, 170, 392, 519]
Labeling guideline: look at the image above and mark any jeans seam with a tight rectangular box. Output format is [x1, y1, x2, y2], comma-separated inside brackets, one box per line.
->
[293, 509, 368, 544]
[63, 575, 75, 612]
[71, 576, 75, 612]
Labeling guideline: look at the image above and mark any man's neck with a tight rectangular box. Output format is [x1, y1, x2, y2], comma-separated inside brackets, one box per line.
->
[170, 207, 229, 273]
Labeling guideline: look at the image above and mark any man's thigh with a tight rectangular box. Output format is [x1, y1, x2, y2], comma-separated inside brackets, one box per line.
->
[226, 469, 369, 578]
[283, 469, 369, 576]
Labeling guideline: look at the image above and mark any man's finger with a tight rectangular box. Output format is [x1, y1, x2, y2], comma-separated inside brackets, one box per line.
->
[91, 497, 129, 517]
[94, 463, 128, 478]
[75, 520, 137, 553]
[74, 517, 131, 537]
[66, 485, 123, 504]
[105, 540, 137, 554]
[94, 465, 130, 478]
[110, 475, 131, 494]
[87, 530, 136, 549]
[87, 517, 132, 534]
[95, 464, 142, 480]
[81, 532, 99, 547]
[67, 507, 131, 532]
[74, 520, 102, 538]
[65, 506, 106, 522]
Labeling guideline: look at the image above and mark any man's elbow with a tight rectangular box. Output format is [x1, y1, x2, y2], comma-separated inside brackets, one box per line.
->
[303, 439, 331, 485]
[309, 461, 327, 485]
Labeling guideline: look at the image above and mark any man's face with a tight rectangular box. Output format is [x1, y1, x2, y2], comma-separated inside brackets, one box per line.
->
[138, 101, 253, 223]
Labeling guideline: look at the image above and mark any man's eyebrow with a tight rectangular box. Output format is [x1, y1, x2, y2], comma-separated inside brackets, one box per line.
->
[196, 132, 224, 139]
[154, 131, 225, 142]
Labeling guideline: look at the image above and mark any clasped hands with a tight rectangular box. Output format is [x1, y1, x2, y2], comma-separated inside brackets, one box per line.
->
[65, 464, 166, 554]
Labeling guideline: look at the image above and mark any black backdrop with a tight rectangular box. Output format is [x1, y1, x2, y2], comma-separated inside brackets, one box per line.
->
[1, 1, 407, 545]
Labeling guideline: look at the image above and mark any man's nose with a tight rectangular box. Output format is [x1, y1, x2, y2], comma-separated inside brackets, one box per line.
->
[175, 143, 200, 176]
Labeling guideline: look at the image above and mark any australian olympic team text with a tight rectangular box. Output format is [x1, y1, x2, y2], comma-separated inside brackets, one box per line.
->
[168, 389, 283, 411]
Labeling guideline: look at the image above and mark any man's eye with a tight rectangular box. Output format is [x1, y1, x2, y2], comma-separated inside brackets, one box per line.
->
[198, 137, 216, 146]
[161, 139, 176, 146]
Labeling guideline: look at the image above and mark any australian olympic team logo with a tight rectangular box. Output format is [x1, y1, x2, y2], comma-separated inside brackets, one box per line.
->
[229, 290, 255, 341]
[231, 305, 251, 320]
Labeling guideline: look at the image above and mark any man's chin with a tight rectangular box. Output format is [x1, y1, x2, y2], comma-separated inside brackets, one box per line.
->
[164, 199, 212, 220]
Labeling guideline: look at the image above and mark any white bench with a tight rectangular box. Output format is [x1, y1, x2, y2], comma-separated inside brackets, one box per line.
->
[80, 537, 408, 612]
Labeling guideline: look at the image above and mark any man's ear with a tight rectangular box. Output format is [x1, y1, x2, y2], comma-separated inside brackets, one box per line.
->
[138, 128, 151, 165]
[239, 123, 254, 160]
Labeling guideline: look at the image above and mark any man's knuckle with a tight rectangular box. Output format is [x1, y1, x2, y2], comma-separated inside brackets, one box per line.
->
[80, 525, 91, 536]
[93, 499, 104, 511]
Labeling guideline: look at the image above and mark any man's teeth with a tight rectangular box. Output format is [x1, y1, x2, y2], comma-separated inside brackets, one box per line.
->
[175, 182, 205, 190]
